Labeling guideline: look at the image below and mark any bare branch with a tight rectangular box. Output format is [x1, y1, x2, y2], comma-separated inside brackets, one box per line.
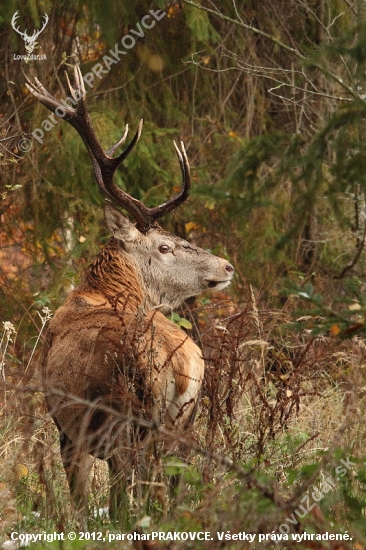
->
[180, 0, 360, 100]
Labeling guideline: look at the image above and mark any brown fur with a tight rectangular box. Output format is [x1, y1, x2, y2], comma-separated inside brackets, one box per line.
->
[76, 237, 144, 311]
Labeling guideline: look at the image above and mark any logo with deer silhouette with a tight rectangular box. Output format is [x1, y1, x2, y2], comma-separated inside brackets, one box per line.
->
[11, 11, 49, 55]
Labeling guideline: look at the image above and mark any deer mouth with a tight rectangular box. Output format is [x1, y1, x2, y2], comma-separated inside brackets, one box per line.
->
[205, 262, 234, 290]
[205, 279, 232, 290]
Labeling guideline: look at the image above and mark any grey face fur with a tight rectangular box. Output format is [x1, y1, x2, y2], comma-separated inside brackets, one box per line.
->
[104, 202, 234, 313]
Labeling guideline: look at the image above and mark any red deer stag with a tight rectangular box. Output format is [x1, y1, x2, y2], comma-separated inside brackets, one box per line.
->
[26, 67, 234, 519]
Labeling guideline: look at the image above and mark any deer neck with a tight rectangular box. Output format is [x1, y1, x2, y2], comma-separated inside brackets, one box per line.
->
[78, 237, 145, 312]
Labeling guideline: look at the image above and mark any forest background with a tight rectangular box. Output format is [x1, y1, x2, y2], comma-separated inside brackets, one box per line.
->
[0, 0, 366, 548]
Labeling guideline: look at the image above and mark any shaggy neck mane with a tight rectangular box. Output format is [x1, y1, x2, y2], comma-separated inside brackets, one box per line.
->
[79, 237, 144, 311]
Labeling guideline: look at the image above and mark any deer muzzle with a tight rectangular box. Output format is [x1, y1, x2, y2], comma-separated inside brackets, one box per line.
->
[204, 261, 234, 290]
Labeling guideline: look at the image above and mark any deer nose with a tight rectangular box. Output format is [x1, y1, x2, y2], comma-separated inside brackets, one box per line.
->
[225, 263, 234, 274]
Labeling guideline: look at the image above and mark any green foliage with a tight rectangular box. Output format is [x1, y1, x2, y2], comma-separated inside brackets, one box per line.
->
[184, 4, 221, 44]
[169, 312, 193, 329]
[285, 279, 366, 338]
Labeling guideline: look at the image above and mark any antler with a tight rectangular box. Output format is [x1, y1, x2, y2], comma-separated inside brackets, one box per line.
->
[11, 11, 27, 40]
[25, 66, 191, 232]
[32, 13, 49, 41]
[11, 11, 48, 41]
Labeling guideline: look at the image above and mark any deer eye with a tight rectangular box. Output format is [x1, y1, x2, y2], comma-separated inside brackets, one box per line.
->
[159, 244, 171, 254]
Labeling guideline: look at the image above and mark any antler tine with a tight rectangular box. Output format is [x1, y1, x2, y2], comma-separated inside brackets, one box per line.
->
[24, 71, 63, 111]
[105, 118, 143, 158]
[106, 124, 129, 156]
[74, 65, 86, 98]
[143, 140, 191, 222]
[173, 140, 190, 193]
[11, 11, 25, 38]
[64, 66, 86, 104]
[114, 118, 143, 162]
[25, 74, 77, 121]
[64, 71, 79, 104]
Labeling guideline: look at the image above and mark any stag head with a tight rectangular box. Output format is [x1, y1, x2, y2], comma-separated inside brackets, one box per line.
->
[11, 11, 49, 53]
[25, 67, 234, 311]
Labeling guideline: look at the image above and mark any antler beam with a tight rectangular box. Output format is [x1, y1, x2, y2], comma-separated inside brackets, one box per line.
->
[25, 66, 191, 232]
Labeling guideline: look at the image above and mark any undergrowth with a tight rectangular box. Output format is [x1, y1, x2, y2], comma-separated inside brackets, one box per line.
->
[0, 293, 365, 550]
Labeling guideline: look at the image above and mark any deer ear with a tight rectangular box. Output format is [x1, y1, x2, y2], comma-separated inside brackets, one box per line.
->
[104, 201, 139, 242]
